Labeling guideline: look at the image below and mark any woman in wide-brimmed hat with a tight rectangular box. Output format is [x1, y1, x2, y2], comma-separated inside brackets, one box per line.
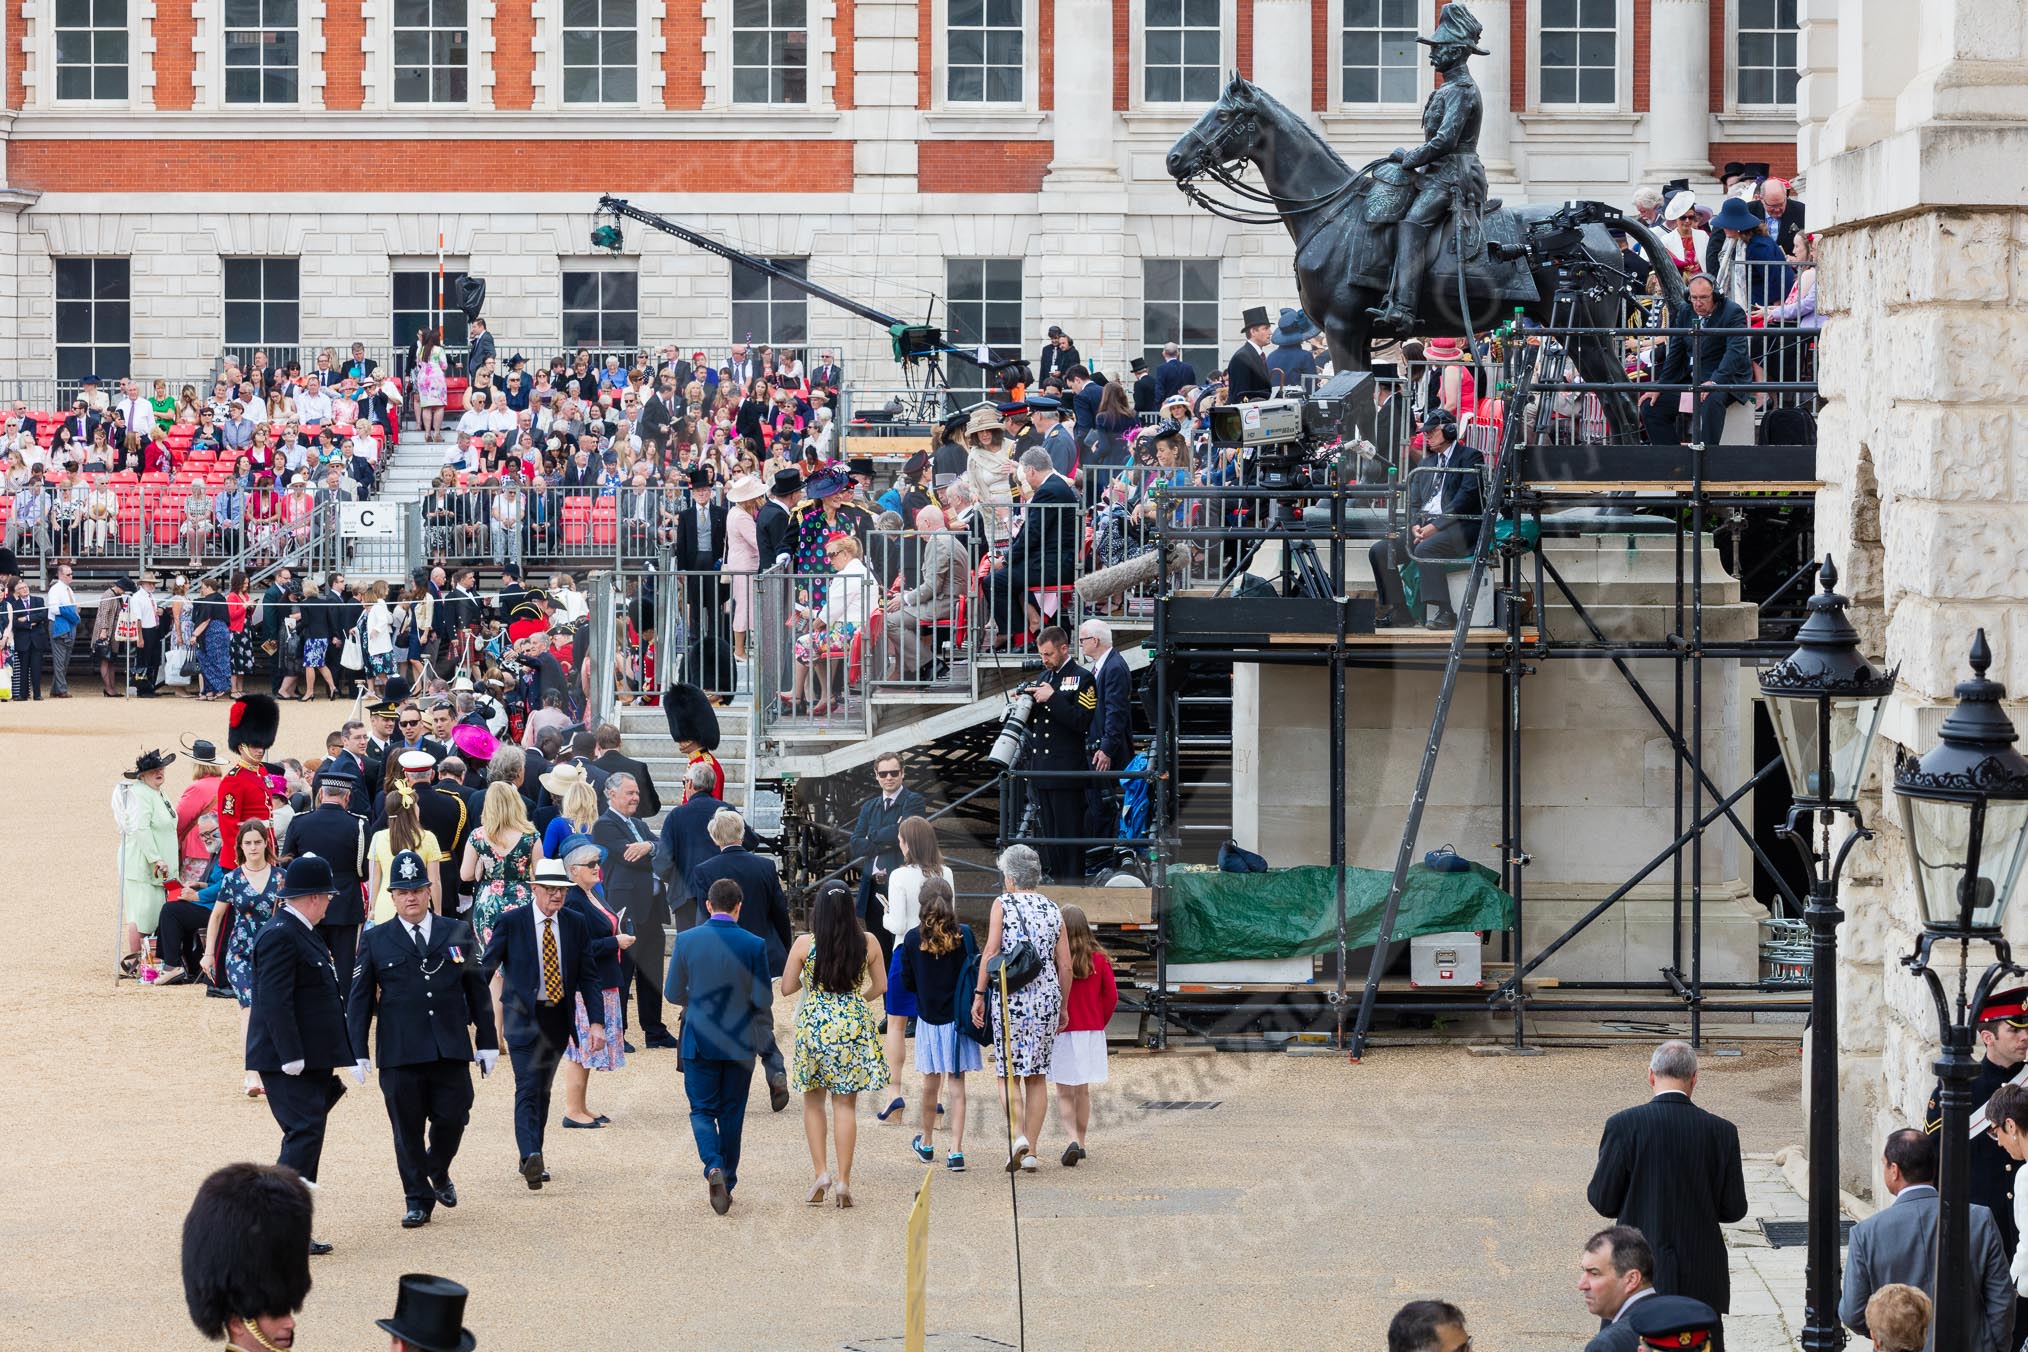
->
[538, 761, 600, 858]
[725, 472, 767, 658]
[962, 405, 1019, 543]
[791, 466, 872, 608]
[118, 748, 179, 977]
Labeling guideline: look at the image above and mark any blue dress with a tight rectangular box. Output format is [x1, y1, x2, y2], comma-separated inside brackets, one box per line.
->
[219, 866, 281, 1007]
[194, 595, 233, 694]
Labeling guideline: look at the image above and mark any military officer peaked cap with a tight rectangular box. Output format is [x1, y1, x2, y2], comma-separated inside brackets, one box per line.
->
[1979, 986, 2028, 1026]
[1629, 1295, 1719, 1350]
[389, 849, 431, 892]
[1418, 1, 1489, 54]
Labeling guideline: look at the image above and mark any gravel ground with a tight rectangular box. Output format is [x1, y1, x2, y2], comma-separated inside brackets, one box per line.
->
[0, 697, 1807, 1350]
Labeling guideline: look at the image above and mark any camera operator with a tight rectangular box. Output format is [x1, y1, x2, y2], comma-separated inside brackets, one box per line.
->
[1019, 626, 1094, 884]
[1368, 407, 1483, 631]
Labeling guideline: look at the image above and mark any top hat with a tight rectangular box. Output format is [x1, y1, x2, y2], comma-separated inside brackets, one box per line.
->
[531, 857, 572, 888]
[1271, 308, 1322, 345]
[1240, 305, 1273, 331]
[726, 473, 767, 504]
[1129, 356, 1148, 374]
[687, 466, 713, 488]
[1719, 161, 1747, 181]
[124, 747, 179, 779]
[387, 849, 432, 892]
[181, 1163, 314, 1341]
[847, 456, 876, 479]
[1708, 196, 1763, 234]
[1741, 160, 1771, 180]
[181, 736, 223, 766]
[1628, 1295, 1719, 1350]
[277, 853, 336, 898]
[375, 1274, 477, 1352]
[770, 467, 805, 496]
[1417, 1, 1488, 54]
[664, 682, 721, 751]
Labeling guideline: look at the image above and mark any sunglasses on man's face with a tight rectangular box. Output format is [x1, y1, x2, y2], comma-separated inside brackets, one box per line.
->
[399, 718, 422, 729]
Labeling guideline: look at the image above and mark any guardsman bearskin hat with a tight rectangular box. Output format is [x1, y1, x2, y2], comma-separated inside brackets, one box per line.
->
[227, 693, 281, 755]
[664, 682, 721, 751]
[181, 1162, 314, 1341]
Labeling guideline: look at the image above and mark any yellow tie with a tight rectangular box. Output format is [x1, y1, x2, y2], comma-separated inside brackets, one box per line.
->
[540, 918, 563, 1003]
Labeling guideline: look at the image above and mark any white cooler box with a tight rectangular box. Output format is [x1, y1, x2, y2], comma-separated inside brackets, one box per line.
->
[1409, 932, 1484, 988]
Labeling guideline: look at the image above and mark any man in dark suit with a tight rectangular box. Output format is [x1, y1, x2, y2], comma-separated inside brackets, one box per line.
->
[689, 808, 792, 1108]
[1029, 395, 1078, 477]
[665, 877, 776, 1214]
[639, 377, 678, 446]
[1020, 627, 1094, 883]
[1066, 367, 1103, 440]
[1580, 1227, 1660, 1352]
[244, 855, 351, 1254]
[1368, 409, 1484, 631]
[1587, 1041, 1749, 1352]
[1036, 325, 1079, 385]
[985, 449, 1081, 643]
[326, 720, 380, 818]
[1078, 618, 1133, 866]
[590, 721, 660, 817]
[1226, 306, 1276, 402]
[1758, 177, 1807, 258]
[346, 851, 499, 1228]
[1840, 1129, 2013, 1352]
[809, 351, 844, 395]
[755, 468, 802, 570]
[430, 758, 482, 915]
[593, 772, 675, 1050]
[464, 317, 495, 375]
[656, 762, 756, 928]
[260, 567, 294, 693]
[848, 752, 927, 960]
[1640, 275, 1751, 447]
[673, 466, 729, 643]
[481, 858, 604, 1190]
[1130, 357, 1159, 414]
[281, 773, 370, 1005]
[1154, 343, 1199, 403]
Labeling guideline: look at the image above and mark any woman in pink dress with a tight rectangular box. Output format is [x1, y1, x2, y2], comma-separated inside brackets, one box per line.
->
[725, 472, 765, 661]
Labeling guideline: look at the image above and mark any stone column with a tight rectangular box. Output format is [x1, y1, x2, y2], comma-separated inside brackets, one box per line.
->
[1468, 0, 1517, 188]
[1812, 0, 2028, 1199]
[1645, 0, 1712, 184]
[1046, 0, 1119, 182]
[1249, 0, 1312, 121]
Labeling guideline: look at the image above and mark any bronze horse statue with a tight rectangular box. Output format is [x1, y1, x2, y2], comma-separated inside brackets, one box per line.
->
[1167, 76, 1683, 398]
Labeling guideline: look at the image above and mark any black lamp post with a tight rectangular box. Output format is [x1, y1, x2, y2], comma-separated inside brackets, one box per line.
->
[1758, 557, 1896, 1352]
[1895, 630, 2028, 1352]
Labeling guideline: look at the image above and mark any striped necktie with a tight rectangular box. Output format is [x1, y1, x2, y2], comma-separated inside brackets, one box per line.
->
[540, 916, 563, 1003]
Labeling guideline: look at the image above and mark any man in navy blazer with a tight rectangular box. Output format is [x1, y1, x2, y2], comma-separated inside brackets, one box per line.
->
[480, 859, 605, 1190]
[848, 752, 928, 959]
[690, 808, 795, 1108]
[655, 764, 759, 928]
[1078, 618, 1134, 864]
[665, 878, 776, 1214]
[245, 855, 352, 1254]
[986, 448, 1082, 642]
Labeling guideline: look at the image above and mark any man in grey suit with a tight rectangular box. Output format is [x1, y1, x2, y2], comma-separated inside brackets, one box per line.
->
[1580, 1226, 1659, 1352]
[1841, 1128, 2012, 1352]
[882, 503, 972, 678]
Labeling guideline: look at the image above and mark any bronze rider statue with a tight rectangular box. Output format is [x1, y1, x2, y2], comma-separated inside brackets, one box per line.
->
[1365, 2, 1490, 336]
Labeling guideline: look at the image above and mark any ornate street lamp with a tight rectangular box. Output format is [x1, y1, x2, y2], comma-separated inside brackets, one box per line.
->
[1896, 629, 2028, 1352]
[1757, 557, 1896, 1352]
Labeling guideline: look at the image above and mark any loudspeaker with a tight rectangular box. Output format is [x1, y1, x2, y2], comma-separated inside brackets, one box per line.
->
[457, 276, 487, 322]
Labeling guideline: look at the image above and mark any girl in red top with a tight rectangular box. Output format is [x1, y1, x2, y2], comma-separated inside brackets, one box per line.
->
[1048, 905, 1117, 1167]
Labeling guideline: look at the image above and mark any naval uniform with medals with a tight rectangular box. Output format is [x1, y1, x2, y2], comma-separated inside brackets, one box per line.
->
[1927, 985, 2028, 1337]
[1024, 656, 1095, 883]
[347, 849, 500, 1228]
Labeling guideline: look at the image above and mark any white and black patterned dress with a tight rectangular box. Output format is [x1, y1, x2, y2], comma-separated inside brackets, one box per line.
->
[987, 891, 1064, 1078]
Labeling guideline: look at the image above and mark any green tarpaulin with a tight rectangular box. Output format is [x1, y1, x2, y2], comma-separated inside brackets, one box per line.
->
[1166, 863, 1515, 965]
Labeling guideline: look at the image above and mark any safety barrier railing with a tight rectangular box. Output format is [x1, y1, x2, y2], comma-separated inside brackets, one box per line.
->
[753, 563, 879, 740]
[861, 526, 981, 697]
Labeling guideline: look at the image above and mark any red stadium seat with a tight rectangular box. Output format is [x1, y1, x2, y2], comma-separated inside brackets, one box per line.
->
[563, 518, 589, 546]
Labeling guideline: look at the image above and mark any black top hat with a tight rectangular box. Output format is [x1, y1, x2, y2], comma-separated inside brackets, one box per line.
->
[277, 854, 336, 898]
[1718, 161, 1747, 180]
[770, 467, 805, 496]
[687, 466, 713, 488]
[181, 1163, 314, 1340]
[182, 737, 223, 766]
[1741, 160, 1771, 180]
[228, 693, 282, 754]
[847, 456, 876, 478]
[1662, 177, 1692, 198]
[124, 748, 178, 779]
[1240, 305, 1273, 331]
[1129, 356, 1148, 373]
[1417, 1, 1489, 54]
[376, 1274, 477, 1352]
[664, 682, 721, 751]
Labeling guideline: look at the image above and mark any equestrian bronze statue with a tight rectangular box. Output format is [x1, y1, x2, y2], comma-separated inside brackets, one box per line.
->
[1166, 1, 1686, 384]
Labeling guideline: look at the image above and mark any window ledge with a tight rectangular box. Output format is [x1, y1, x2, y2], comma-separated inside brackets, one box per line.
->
[1712, 110, 1800, 142]
[9, 107, 849, 137]
[1516, 110, 1642, 135]
[1317, 109, 1425, 135]
[921, 109, 1048, 137]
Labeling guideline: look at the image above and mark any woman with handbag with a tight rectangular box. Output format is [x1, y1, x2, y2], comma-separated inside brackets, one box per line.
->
[782, 880, 889, 1209]
[971, 844, 1071, 1173]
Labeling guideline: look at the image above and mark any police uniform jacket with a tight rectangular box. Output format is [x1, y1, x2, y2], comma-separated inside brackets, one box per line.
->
[281, 805, 369, 926]
[1027, 661, 1095, 772]
[246, 907, 352, 1072]
[1930, 1059, 2026, 1256]
[348, 914, 498, 1067]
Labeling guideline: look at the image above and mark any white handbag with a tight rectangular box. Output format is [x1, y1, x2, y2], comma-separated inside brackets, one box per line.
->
[161, 645, 193, 686]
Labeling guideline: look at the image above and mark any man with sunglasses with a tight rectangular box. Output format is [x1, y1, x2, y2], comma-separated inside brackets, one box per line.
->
[1927, 985, 2028, 1338]
[391, 702, 449, 762]
[847, 753, 925, 964]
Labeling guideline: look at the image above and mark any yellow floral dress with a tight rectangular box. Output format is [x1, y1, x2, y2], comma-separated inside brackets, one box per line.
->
[790, 949, 891, 1095]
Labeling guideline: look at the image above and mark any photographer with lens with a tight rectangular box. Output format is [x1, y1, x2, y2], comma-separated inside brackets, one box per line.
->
[1012, 627, 1094, 883]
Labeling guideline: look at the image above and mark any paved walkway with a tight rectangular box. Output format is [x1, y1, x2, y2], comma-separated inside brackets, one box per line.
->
[1726, 1154, 1813, 1352]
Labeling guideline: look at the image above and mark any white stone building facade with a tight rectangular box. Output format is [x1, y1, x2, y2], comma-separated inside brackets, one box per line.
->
[0, 0, 1799, 392]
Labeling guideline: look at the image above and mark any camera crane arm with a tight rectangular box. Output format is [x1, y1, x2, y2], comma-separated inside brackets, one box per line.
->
[594, 194, 994, 374]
